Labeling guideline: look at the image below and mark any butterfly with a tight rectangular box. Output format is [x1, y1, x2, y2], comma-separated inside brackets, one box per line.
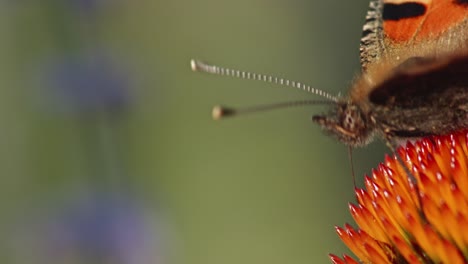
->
[192, 0, 468, 148]
[312, 0, 468, 147]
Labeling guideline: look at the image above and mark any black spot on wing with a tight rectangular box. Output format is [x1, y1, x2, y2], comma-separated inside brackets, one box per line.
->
[383, 3, 426, 21]
[455, 0, 468, 5]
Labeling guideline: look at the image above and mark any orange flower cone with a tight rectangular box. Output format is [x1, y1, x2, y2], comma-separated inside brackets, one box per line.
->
[330, 129, 468, 264]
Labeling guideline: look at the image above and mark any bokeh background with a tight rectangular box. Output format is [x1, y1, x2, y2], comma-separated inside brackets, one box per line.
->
[0, 0, 389, 263]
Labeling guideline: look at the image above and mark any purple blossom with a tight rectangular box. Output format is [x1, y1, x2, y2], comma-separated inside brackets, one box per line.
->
[38, 51, 132, 114]
[10, 190, 167, 264]
[66, 0, 120, 15]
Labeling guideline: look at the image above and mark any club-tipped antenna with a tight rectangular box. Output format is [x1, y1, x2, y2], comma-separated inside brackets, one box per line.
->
[212, 99, 334, 120]
[191, 59, 338, 102]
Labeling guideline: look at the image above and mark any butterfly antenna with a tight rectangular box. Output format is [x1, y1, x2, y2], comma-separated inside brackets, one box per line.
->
[211, 100, 334, 120]
[191, 59, 339, 102]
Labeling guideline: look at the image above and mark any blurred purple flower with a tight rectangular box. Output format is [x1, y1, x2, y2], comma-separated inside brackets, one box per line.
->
[68, 0, 101, 11]
[66, 0, 121, 15]
[38, 51, 132, 114]
[51, 193, 160, 263]
[2, 0, 118, 13]
[11, 190, 167, 264]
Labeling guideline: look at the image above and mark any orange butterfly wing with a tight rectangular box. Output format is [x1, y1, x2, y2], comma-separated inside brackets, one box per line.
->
[383, 0, 467, 42]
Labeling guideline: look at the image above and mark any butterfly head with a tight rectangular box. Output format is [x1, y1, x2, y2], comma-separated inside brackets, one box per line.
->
[312, 102, 373, 147]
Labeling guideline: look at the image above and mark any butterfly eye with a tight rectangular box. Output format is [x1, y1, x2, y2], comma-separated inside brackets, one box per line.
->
[344, 112, 355, 130]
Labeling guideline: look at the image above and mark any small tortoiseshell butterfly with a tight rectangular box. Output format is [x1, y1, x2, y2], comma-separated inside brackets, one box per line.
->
[192, 0, 468, 148]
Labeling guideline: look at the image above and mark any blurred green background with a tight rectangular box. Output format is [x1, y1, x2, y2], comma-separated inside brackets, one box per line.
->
[0, 0, 389, 263]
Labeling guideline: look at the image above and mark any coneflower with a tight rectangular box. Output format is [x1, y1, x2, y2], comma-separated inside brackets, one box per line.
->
[330, 129, 468, 264]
